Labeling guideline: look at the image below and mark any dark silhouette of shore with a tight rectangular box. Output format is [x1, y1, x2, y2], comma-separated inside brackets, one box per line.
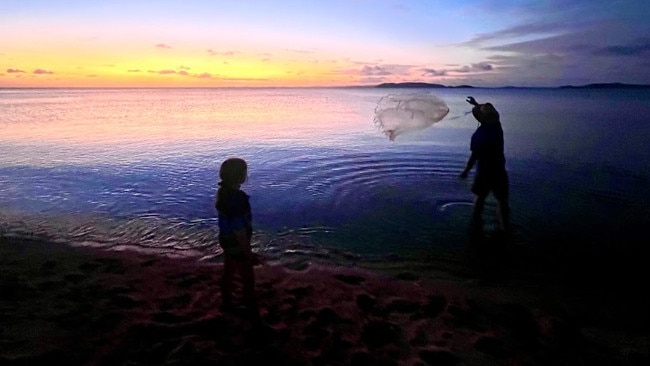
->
[374, 82, 650, 89]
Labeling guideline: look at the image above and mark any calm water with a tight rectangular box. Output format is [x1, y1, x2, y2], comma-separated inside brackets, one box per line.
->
[1, 87, 649, 264]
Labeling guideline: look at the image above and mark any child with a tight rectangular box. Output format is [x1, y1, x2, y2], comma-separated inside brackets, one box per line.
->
[215, 157, 262, 320]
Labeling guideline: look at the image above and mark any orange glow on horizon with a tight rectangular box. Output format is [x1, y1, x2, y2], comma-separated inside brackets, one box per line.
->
[1, 50, 366, 88]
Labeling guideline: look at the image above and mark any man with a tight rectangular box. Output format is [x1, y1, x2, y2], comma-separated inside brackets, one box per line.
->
[460, 96, 510, 237]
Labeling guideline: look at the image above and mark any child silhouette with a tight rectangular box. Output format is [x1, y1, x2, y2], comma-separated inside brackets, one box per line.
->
[215, 157, 263, 320]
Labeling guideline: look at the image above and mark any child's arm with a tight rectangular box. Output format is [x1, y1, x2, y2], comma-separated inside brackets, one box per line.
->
[233, 228, 261, 264]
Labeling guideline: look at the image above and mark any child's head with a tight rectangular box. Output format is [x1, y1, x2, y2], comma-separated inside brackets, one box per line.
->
[219, 157, 248, 187]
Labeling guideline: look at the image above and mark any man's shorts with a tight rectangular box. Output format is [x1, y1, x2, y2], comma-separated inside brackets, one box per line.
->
[472, 170, 509, 201]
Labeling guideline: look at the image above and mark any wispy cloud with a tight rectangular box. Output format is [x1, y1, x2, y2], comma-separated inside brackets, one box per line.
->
[421, 62, 493, 77]
[421, 68, 447, 76]
[595, 38, 650, 56]
[463, 21, 570, 47]
[155, 43, 172, 49]
[361, 65, 392, 76]
[283, 48, 314, 54]
[145, 68, 216, 79]
[33, 69, 54, 75]
[207, 49, 236, 56]
[7, 68, 25, 73]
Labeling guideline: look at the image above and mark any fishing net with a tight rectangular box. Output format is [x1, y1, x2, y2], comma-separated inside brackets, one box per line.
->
[374, 92, 449, 141]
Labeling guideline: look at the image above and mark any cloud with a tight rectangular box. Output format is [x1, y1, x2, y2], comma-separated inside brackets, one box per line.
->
[454, 3, 650, 85]
[361, 65, 392, 76]
[86, 74, 98, 78]
[472, 23, 650, 83]
[156, 43, 172, 49]
[128, 69, 141, 72]
[464, 21, 569, 47]
[421, 63, 494, 77]
[422, 68, 447, 76]
[207, 49, 236, 56]
[284, 48, 314, 54]
[595, 38, 650, 56]
[472, 62, 493, 71]
[33, 69, 53, 75]
[146, 68, 216, 79]
[7, 68, 25, 73]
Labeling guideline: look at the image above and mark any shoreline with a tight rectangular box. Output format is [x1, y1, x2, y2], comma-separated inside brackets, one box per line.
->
[2, 234, 648, 365]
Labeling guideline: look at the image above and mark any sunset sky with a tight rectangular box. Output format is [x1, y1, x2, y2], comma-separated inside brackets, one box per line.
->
[1, 0, 649, 88]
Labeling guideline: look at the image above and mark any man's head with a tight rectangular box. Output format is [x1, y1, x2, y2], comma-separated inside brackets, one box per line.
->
[472, 103, 500, 123]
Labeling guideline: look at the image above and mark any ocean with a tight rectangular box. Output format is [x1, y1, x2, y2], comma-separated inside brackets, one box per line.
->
[1, 87, 649, 266]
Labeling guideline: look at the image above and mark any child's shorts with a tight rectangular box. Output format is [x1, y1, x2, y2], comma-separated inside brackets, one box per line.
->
[218, 236, 246, 260]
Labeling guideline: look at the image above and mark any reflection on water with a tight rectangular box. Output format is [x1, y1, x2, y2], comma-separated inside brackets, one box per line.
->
[1, 88, 650, 264]
[1, 88, 370, 149]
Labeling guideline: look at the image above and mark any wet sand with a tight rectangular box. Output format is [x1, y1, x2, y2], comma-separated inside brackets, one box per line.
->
[1, 234, 648, 365]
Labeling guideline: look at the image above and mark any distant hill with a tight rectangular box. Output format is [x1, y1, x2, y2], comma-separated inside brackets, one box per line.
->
[376, 82, 443, 88]
[559, 82, 650, 89]
[375, 82, 650, 89]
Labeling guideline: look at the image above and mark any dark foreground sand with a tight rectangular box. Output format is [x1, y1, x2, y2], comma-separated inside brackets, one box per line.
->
[1, 235, 648, 366]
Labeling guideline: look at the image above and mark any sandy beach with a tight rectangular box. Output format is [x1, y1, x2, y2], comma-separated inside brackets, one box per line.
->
[1, 234, 648, 366]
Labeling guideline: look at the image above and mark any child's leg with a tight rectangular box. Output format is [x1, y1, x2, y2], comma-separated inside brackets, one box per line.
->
[220, 257, 235, 307]
[239, 263, 260, 318]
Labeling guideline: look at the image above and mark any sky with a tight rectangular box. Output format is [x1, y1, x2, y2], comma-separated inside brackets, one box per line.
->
[1, 0, 649, 88]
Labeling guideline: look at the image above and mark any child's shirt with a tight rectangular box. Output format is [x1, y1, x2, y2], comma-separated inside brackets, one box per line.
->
[216, 186, 252, 254]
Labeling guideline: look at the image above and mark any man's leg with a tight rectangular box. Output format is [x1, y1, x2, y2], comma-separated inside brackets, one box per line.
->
[471, 194, 487, 237]
[494, 172, 510, 232]
[496, 199, 510, 232]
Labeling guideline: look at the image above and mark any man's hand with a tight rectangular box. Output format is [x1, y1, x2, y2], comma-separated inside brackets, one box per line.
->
[466, 96, 479, 106]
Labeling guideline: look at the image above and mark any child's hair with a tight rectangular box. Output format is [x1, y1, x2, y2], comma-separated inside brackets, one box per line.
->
[219, 157, 247, 186]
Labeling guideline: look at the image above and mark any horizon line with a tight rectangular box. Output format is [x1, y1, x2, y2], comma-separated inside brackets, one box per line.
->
[1, 82, 648, 90]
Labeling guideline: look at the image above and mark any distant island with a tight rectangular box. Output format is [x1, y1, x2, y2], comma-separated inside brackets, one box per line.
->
[375, 82, 650, 89]
[558, 82, 650, 89]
